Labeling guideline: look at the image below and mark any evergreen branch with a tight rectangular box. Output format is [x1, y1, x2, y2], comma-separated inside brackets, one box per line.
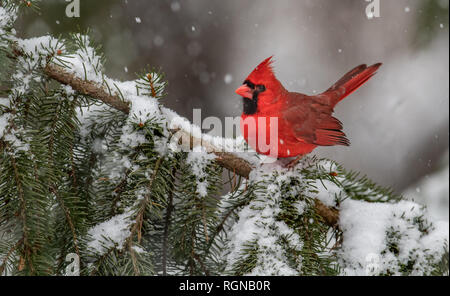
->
[88, 246, 116, 276]
[162, 167, 177, 276]
[206, 186, 254, 253]
[192, 251, 210, 276]
[0, 238, 23, 275]
[10, 154, 34, 274]
[125, 156, 163, 275]
[135, 157, 163, 243]
[50, 186, 80, 257]
[201, 203, 209, 243]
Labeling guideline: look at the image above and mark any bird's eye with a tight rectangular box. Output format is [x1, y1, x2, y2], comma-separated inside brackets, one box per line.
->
[244, 80, 255, 89]
[256, 84, 266, 92]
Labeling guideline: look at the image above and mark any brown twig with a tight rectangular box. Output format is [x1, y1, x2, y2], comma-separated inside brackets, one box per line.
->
[314, 199, 339, 228]
[146, 73, 157, 97]
[43, 64, 131, 114]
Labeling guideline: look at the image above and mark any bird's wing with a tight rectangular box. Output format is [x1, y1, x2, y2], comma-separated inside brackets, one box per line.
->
[282, 96, 350, 146]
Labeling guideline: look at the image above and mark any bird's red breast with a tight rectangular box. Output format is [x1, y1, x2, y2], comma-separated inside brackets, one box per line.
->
[236, 57, 382, 158]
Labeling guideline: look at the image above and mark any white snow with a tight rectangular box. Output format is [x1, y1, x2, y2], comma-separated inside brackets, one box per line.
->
[11, 36, 62, 94]
[2, 128, 30, 152]
[221, 157, 448, 275]
[57, 35, 103, 84]
[293, 200, 307, 215]
[17, 36, 60, 56]
[314, 179, 341, 207]
[186, 146, 216, 197]
[223, 168, 305, 275]
[338, 199, 449, 275]
[0, 6, 18, 40]
[0, 96, 12, 138]
[120, 125, 147, 148]
[75, 103, 110, 141]
[87, 211, 133, 254]
[128, 94, 160, 123]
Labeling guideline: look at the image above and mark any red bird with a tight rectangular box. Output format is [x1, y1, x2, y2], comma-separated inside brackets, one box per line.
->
[236, 57, 381, 166]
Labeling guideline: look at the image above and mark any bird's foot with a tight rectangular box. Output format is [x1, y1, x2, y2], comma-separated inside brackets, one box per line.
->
[284, 154, 304, 169]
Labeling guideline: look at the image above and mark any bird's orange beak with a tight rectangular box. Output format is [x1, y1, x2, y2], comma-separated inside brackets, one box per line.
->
[235, 84, 253, 99]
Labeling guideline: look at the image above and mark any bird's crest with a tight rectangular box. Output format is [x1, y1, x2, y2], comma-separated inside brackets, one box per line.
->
[246, 56, 276, 83]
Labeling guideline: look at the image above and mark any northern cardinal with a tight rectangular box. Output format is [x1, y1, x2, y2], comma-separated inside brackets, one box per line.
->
[236, 57, 381, 165]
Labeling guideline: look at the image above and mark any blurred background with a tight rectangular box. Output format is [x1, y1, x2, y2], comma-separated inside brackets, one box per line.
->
[16, 0, 449, 220]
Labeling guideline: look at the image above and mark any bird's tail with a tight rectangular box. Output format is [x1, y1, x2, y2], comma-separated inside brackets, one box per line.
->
[324, 63, 382, 106]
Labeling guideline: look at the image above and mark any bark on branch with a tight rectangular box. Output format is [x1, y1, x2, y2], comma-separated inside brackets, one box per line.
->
[44, 64, 131, 114]
[41, 60, 339, 227]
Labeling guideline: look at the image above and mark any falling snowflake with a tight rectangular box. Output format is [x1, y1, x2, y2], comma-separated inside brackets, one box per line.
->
[171, 1, 181, 12]
[224, 74, 233, 84]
